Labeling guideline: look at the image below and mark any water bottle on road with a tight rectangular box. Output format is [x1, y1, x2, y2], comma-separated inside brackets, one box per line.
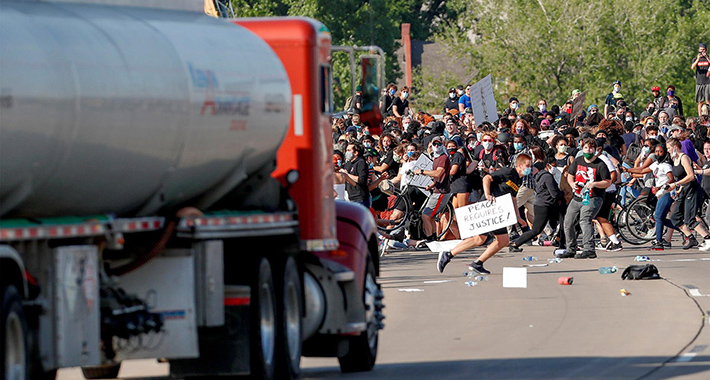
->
[598, 266, 618, 274]
[465, 281, 479, 287]
[522, 256, 538, 261]
[547, 258, 562, 264]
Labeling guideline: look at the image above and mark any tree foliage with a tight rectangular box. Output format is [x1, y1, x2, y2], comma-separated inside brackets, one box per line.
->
[434, 0, 710, 114]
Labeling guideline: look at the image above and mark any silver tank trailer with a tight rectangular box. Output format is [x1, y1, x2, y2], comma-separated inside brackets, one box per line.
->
[0, 1, 292, 218]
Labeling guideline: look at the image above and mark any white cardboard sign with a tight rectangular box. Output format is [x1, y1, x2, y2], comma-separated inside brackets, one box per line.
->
[469, 74, 498, 124]
[454, 193, 517, 239]
[409, 154, 434, 189]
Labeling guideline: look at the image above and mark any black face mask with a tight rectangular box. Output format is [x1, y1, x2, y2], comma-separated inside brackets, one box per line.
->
[449, 149, 457, 156]
[533, 161, 546, 172]
[656, 153, 667, 163]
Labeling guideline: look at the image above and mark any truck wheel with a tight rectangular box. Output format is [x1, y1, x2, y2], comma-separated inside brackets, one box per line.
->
[80, 363, 121, 379]
[338, 258, 381, 373]
[1, 284, 28, 380]
[275, 256, 302, 380]
[251, 258, 276, 380]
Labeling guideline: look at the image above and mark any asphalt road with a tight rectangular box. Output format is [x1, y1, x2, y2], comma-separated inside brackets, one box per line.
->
[58, 240, 710, 380]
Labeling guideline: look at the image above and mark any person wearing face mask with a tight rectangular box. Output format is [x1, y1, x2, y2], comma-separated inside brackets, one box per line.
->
[445, 140, 470, 239]
[509, 156, 566, 253]
[503, 97, 520, 118]
[373, 134, 400, 178]
[640, 102, 656, 120]
[589, 138, 624, 252]
[604, 80, 623, 117]
[551, 135, 574, 184]
[415, 137, 452, 243]
[658, 111, 672, 134]
[340, 142, 370, 207]
[333, 151, 347, 200]
[473, 132, 508, 175]
[666, 138, 710, 249]
[693, 43, 710, 117]
[559, 138, 612, 259]
[444, 87, 459, 114]
[538, 99, 548, 115]
[651, 86, 664, 113]
[658, 85, 684, 117]
[392, 86, 410, 118]
[436, 154, 532, 275]
[380, 83, 398, 118]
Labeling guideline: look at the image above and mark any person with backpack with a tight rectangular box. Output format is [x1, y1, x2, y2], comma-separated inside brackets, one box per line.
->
[508, 156, 566, 252]
[473, 131, 509, 174]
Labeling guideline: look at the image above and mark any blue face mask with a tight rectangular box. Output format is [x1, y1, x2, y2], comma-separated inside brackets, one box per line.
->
[368, 163, 374, 169]
[514, 142, 524, 151]
[389, 89, 396, 96]
[522, 167, 532, 176]
[407, 151, 415, 157]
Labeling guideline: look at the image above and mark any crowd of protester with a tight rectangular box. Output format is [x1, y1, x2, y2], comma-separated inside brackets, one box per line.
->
[332, 42, 710, 275]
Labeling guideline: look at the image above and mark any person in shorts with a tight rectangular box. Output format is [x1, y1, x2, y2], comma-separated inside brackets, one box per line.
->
[436, 154, 532, 274]
[692, 43, 710, 116]
[414, 136, 452, 242]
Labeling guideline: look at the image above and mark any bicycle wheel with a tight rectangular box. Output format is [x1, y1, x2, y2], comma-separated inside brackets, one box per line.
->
[624, 198, 656, 243]
[376, 191, 412, 235]
[434, 202, 455, 240]
[615, 207, 644, 245]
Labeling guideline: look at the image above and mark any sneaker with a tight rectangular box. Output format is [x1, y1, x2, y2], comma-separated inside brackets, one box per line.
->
[379, 238, 389, 257]
[699, 239, 710, 251]
[557, 249, 576, 258]
[468, 261, 491, 275]
[683, 235, 699, 250]
[508, 245, 523, 253]
[661, 240, 672, 249]
[437, 251, 453, 273]
[596, 241, 605, 249]
[650, 241, 664, 251]
[606, 242, 623, 252]
[574, 250, 598, 259]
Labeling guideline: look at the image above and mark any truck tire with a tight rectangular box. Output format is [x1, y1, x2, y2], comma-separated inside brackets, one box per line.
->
[338, 257, 380, 373]
[1, 284, 29, 380]
[80, 363, 121, 379]
[251, 258, 276, 380]
[275, 256, 302, 380]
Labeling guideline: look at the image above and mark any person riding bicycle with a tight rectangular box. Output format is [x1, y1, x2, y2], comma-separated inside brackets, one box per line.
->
[436, 154, 532, 275]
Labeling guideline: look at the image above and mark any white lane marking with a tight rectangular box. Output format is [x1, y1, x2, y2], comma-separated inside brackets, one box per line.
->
[675, 353, 697, 362]
[423, 280, 451, 284]
[398, 288, 423, 292]
[688, 289, 710, 297]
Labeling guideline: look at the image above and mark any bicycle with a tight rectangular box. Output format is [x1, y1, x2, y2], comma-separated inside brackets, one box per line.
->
[377, 184, 454, 242]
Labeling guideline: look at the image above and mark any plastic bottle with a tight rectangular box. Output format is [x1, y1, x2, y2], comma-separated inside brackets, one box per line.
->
[547, 257, 562, 264]
[634, 256, 651, 262]
[598, 266, 618, 274]
[554, 249, 567, 256]
[582, 188, 590, 206]
[472, 275, 489, 282]
[465, 281, 478, 287]
[522, 256, 538, 261]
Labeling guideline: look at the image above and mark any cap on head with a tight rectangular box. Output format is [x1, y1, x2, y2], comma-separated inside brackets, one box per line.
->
[652, 86, 660, 92]
[613, 80, 622, 86]
[587, 104, 598, 112]
[700, 43, 707, 49]
[509, 97, 519, 103]
[356, 84, 362, 92]
[432, 136, 445, 144]
[449, 87, 456, 92]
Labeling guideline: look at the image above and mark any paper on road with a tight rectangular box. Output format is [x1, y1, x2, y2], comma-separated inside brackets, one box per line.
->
[502, 267, 528, 288]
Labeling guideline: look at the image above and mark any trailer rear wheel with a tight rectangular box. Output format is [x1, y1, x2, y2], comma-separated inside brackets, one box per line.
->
[251, 258, 276, 380]
[338, 257, 380, 373]
[80, 363, 120, 379]
[1, 284, 28, 380]
[275, 256, 302, 380]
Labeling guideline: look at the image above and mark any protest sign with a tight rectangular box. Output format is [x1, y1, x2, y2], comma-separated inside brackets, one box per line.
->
[454, 193, 517, 238]
[571, 90, 587, 119]
[409, 154, 433, 189]
[469, 75, 498, 125]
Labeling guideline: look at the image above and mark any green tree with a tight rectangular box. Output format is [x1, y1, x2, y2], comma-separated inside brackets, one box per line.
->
[434, 0, 709, 115]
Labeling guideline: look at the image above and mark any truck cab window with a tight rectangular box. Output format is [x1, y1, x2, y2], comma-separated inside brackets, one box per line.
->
[320, 65, 333, 114]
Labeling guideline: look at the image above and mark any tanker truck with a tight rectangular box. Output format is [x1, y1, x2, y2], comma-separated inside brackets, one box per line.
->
[0, 2, 383, 379]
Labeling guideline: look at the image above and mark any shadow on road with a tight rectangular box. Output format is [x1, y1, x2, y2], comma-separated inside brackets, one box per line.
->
[301, 355, 710, 380]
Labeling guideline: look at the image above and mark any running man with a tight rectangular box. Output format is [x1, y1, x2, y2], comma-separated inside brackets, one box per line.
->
[436, 154, 532, 274]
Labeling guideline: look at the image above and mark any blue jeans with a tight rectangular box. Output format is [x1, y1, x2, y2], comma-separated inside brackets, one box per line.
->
[620, 163, 639, 205]
[654, 193, 677, 242]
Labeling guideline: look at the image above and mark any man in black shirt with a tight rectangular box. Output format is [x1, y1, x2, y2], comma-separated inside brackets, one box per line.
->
[692, 43, 710, 116]
[444, 87, 459, 114]
[562, 138, 612, 259]
[436, 154, 532, 274]
[340, 142, 370, 208]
